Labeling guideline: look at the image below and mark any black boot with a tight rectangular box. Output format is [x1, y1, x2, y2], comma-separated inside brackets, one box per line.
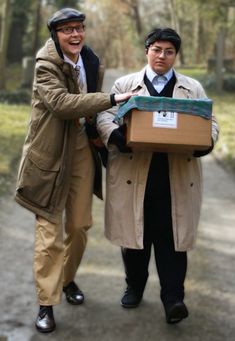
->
[121, 286, 143, 308]
[164, 301, 189, 324]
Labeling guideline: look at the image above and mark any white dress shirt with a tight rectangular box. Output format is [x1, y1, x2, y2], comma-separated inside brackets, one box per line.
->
[146, 65, 173, 93]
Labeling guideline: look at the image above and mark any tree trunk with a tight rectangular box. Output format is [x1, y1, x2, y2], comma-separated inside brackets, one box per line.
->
[7, 0, 29, 63]
[215, 29, 224, 92]
[120, 0, 142, 36]
[168, 0, 184, 65]
[132, 1, 142, 36]
[31, 0, 42, 56]
[0, 0, 11, 90]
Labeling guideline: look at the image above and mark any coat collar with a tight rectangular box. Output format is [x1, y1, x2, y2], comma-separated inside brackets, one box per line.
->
[130, 66, 192, 93]
[174, 70, 192, 91]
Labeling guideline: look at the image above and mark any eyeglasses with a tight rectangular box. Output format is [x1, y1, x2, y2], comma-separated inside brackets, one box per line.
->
[149, 46, 176, 58]
[56, 25, 85, 35]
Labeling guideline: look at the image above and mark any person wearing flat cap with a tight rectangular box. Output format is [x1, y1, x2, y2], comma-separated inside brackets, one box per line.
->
[15, 7, 133, 333]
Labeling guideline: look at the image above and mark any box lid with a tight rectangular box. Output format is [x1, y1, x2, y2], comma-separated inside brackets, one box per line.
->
[115, 96, 212, 122]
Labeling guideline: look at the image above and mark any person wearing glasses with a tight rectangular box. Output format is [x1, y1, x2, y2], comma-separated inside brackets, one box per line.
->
[97, 28, 219, 324]
[15, 7, 134, 333]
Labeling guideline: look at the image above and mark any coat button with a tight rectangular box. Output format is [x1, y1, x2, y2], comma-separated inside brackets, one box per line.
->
[127, 180, 132, 184]
[190, 182, 194, 187]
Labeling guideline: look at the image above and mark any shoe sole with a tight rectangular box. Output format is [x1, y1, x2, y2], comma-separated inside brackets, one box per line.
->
[35, 324, 56, 333]
[66, 299, 84, 305]
[120, 301, 141, 309]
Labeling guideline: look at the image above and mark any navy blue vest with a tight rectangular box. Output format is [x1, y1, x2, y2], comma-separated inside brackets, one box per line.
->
[144, 72, 176, 201]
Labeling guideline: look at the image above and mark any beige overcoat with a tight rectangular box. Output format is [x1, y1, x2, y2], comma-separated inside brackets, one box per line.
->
[97, 67, 219, 251]
[15, 38, 113, 223]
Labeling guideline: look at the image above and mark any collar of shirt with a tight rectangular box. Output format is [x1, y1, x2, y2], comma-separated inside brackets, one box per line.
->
[146, 65, 173, 83]
[146, 65, 173, 93]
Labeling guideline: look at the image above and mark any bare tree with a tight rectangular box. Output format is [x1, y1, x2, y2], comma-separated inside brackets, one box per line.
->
[119, 0, 143, 36]
[0, 0, 11, 90]
[167, 0, 185, 65]
[32, 0, 42, 56]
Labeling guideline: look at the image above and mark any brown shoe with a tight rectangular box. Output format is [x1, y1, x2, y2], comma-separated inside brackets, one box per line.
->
[35, 306, 56, 333]
[63, 281, 84, 305]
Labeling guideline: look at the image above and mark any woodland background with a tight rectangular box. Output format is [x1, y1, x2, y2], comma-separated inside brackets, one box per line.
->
[0, 0, 234, 195]
[0, 0, 235, 91]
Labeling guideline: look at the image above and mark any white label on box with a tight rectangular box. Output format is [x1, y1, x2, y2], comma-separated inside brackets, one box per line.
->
[153, 111, 178, 129]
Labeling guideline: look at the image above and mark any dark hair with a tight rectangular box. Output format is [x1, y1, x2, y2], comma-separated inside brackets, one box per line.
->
[145, 28, 181, 53]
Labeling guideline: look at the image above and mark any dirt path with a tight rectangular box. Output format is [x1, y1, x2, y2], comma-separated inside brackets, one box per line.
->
[0, 70, 235, 341]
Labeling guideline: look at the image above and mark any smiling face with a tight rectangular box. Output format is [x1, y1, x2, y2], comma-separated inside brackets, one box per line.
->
[146, 40, 177, 75]
[56, 21, 85, 63]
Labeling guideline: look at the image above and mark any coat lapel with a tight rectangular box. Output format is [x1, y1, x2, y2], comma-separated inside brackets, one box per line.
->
[81, 45, 99, 93]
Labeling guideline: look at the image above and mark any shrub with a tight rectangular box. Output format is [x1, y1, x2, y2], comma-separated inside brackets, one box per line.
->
[204, 74, 235, 92]
[0, 89, 31, 104]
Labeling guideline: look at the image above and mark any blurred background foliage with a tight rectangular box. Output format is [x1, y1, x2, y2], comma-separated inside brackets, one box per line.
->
[0, 0, 234, 195]
[0, 0, 234, 90]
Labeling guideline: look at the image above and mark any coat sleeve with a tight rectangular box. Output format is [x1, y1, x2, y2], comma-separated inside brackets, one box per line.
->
[194, 79, 219, 145]
[35, 61, 112, 119]
[195, 79, 219, 146]
[96, 81, 124, 146]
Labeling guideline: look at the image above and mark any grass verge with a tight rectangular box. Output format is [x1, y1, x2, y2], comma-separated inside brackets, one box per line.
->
[0, 104, 29, 195]
[209, 92, 235, 173]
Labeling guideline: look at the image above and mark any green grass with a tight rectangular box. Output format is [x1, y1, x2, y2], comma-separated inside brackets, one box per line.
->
[210, 92, 235, 172]
[176, 67, 207, 82]
[0, 104, 30, 194]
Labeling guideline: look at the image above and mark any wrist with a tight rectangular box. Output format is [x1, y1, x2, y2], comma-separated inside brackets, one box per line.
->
[110, 93, 116, 106]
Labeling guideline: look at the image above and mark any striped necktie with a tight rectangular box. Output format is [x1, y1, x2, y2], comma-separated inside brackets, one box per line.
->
[74, 65, 85, 129]
[74, 65, 84, 91]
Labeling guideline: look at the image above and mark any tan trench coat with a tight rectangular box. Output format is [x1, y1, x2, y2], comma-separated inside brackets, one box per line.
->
[15, 38, 113, 223]
[97, 67, 219, 251]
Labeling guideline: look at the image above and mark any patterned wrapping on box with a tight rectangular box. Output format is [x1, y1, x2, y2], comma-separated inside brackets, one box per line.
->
[115, 96, 212, 122]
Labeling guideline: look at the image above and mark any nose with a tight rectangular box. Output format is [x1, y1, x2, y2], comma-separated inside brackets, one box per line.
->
[71, 28, 79, 35]
[158, 50, 165, 58]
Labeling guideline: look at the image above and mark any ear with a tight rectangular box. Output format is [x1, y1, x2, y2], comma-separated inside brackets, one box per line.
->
[145, 48, 149, 55]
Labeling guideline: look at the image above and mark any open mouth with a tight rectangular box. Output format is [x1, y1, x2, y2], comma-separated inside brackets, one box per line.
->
[70, 41, 81, 46]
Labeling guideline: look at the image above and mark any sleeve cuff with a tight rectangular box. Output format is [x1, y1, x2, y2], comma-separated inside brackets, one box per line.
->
[110, 93, 116, 106]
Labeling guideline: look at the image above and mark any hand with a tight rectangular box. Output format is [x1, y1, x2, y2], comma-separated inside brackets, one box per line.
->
[108, 124, 132, 153]
[114, 92, 136, 103]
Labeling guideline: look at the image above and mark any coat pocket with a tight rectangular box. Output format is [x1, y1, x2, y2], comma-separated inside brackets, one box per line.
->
[16, 149, 61, 208]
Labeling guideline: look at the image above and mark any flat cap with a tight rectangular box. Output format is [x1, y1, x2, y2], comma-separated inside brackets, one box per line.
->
[48, 7, 86, 30]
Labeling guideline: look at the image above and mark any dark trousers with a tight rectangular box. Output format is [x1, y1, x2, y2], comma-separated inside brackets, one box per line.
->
[121, 153, 187, 304]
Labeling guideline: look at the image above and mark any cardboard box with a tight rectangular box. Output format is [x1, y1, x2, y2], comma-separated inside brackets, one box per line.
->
[125, 109, 212, 153]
